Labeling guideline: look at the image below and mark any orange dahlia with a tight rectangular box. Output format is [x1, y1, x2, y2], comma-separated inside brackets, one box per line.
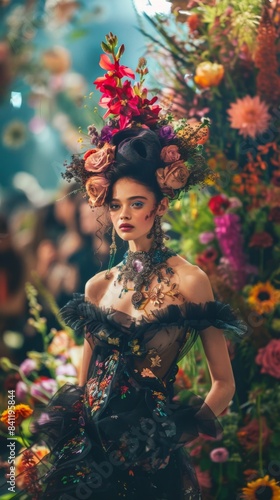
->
[227, 95, 270, 139]
[0, 404, 33, 426]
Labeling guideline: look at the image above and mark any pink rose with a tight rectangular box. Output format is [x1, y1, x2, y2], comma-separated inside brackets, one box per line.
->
[255, 339, 280, 378]
[84, 143, 115, 173]
[156, 161, 190, 194]
[85, 175, 110, 207]
[160, 144, 181, 163]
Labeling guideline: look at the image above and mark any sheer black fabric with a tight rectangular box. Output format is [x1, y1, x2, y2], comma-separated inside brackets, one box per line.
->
[8, 294, 248, 499]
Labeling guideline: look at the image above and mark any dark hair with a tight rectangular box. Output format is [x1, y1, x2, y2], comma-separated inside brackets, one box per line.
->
[105, 128, 165, 204]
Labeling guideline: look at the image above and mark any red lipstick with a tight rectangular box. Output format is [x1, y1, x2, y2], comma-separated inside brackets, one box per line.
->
[119, 224, 134, 232]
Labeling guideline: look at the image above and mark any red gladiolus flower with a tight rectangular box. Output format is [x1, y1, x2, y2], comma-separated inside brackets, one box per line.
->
[98, 54, 135, 79]
[94, 74, 118, 92]
[208, 194, 230, 215]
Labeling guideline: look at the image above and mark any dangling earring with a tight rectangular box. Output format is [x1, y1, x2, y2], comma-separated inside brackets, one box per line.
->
[105, 227, 117, 279]
[147, 215, 169, 248]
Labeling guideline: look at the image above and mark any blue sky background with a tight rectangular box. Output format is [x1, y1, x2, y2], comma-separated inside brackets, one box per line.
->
[0, 0, 152, 196]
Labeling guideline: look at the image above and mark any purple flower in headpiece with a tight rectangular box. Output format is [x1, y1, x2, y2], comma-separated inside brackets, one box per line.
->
[100, 125, 114, 142]
[158, 125, 176, 140]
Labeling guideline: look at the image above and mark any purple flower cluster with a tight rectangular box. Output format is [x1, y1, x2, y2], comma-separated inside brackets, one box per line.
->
[214, 213, 256, 290]
[158, 125, 175, 140]
[100, 125, 114, 142]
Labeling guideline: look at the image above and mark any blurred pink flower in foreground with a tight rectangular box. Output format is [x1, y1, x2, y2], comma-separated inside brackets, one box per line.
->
[195, 465, 212, 489]
[227, 95, 270, 139]
[210, 447, 229, 463]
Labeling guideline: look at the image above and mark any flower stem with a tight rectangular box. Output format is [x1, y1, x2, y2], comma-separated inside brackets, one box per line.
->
[259, 248, 264, 277]
[257, 393, 264, 477]
[215, 462, 223, 498]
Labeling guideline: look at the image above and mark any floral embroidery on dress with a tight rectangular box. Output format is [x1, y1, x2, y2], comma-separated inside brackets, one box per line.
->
[152, 391, 165, 401]
[150, 354, 162, 368]
[120, 385, 130, 399]
[128, 338, 141, 355]
[141, 368, 156, 378]
[107, 336, 120, 346]
[85, 350, 119, 414]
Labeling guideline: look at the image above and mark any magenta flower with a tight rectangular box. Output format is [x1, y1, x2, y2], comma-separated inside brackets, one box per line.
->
[19, 358, 37, 376]
[214, 213, 250, 290]
[30, 378, 57, 400]
[199, 231, 215, 244]
[210, 447, 229, 463]
[16, 381, 28, 400]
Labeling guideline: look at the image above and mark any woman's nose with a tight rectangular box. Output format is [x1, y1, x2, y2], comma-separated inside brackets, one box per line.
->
[120, 207, 131, 220]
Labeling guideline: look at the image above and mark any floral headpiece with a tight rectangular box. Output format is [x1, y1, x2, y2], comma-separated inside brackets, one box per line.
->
[62, 33, 214, 207]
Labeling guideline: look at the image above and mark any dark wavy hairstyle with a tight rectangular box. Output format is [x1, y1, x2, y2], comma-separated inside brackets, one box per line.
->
[105, 128, 165, 204]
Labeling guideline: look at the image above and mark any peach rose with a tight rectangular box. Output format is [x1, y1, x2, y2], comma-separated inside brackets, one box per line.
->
[156, 161, 190, 193]
[84, 143, 115, 173]
[160, 145, 181, 163]
[85, 175, 110, 207]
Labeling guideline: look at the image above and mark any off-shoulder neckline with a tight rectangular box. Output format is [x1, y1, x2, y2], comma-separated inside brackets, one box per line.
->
[81, 293, 225, 326]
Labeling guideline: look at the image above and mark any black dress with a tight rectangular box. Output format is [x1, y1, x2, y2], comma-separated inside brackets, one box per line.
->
[15, 294, 247, 500]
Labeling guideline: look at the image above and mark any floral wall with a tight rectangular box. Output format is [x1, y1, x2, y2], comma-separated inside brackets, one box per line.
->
[138, 1, 280, 498]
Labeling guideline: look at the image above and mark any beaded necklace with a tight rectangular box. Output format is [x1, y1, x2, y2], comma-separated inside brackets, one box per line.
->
[115, 243, 176, 310]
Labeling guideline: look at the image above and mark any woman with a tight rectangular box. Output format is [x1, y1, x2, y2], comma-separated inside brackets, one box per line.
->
[12, 35, 247, 499]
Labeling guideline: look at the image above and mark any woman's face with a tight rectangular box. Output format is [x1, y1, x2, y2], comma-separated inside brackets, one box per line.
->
[109, 178, 166, 250]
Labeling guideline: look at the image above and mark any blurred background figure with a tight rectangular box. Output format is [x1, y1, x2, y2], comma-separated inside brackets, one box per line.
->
[0, 214, 26, 359]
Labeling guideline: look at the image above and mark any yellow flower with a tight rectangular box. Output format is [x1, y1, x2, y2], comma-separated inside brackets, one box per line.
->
[1, 404, 33, 427]
[242, 475, 280, 499]
[194, 61, 224, 88]
[247, 282, 280, 315]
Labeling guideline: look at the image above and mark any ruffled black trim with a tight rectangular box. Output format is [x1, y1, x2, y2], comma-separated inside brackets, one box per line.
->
[59, 293, 248, 339]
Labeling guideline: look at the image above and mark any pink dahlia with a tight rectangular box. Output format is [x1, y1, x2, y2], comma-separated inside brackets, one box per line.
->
[227, 95, 270, 139]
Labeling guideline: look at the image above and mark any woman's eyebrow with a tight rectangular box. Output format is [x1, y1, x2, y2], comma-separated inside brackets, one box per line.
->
[110, 196, 148, 202]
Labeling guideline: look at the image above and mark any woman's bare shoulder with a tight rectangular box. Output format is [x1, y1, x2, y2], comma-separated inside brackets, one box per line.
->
[170, 255, 214, 303]
[85, 270, 110, 305]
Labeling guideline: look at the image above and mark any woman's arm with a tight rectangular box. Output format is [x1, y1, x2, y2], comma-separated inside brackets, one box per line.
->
[78, 275, 104, 386]
[180, 266, 235, 416]
[78, 338, 93, 386]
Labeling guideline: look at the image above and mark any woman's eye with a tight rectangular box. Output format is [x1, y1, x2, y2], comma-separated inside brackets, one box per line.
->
[132, 202, 144, 208]
[109, 204, 120, 211]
